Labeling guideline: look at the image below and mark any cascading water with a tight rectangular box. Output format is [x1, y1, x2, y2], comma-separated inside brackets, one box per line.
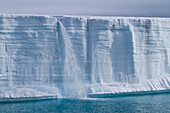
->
[0, 15, 170, 100]
[58, 16, 170, 97]
[57, 21, 86, 98]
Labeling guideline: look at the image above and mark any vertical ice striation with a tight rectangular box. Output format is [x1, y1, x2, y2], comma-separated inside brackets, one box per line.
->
[59, 16, 170, 95]
[0, 15, 170, 99]
[0, 15, 59, 98]
[88, 19, 114, 84]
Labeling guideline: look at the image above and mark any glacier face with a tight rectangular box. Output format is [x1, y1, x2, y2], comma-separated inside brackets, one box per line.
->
[0, 15, 59, 98]
[0, 15, 170, 99]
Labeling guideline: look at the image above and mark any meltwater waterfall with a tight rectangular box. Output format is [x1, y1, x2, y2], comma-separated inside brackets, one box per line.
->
[0, 15, 170, 99]
[57, 21, 86, 98]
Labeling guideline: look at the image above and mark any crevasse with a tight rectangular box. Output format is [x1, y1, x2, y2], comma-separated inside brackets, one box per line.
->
[0, 15, 170, 99]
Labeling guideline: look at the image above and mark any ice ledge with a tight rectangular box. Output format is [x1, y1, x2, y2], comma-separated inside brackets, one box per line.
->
[0, 88, 58, 102]
[0, 96, 58, 103]
[88, 77, 170, 98]
[87, 89, 170, 98]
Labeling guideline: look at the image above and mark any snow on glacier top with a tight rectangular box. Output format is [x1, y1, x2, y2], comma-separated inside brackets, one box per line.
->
[61, 15, 170, 20]
[0, 14, 170, 20]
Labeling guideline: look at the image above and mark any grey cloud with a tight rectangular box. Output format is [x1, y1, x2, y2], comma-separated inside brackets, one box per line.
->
[0, 0, 170, 17]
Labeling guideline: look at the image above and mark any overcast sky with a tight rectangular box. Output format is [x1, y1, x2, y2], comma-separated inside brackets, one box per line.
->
[0, 0, 170, 17]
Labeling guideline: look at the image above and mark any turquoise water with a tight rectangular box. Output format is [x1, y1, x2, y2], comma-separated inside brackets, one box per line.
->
[0, 94, 170, 113]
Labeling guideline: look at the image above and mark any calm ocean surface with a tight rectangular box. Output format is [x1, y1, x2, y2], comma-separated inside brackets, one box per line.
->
[0, 94, 170, 113]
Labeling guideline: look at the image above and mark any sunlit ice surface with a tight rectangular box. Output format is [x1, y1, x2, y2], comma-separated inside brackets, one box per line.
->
[0, 15, 169, 100]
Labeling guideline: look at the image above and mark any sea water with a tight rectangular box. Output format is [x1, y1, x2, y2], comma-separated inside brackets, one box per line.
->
[0, 94, 169, 113]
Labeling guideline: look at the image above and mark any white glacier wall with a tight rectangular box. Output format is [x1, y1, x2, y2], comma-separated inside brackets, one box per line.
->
[0, 15, 170, 99]
[0, 15, 59, 98]
[59, 16, 170, 95]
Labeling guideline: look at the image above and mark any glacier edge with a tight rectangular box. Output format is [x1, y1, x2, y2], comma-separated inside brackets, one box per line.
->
[0, 15, 170, 99]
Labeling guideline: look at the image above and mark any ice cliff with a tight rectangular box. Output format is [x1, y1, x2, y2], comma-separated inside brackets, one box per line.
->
[0, 15, 170, 99]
